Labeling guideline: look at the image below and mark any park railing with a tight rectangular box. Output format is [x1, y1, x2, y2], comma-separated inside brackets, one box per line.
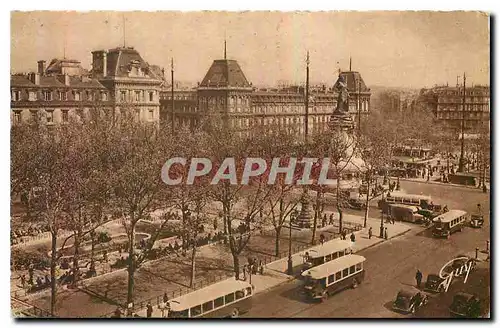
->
[11, 297, 54, 318]
[98, 271, 232, 318]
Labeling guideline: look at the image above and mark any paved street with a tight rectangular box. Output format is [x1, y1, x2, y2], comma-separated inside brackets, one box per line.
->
[243, 181, 490, 318]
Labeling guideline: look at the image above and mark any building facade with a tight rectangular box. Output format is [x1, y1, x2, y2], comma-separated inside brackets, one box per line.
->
[11, 46, 164, 126]
[418, 84, 490, 132]
[159, 57, 371, 135]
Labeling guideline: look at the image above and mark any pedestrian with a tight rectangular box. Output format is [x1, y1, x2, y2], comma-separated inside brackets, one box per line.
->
[163, 292, 169, 304]
[103, 250, 108, 263]
[213, 217, 218, 231]
[259, 260, 264, 275]
[384, 227, 388, 240]
[146, 302, 153, 318]
[113, 307, 122, 318]
[28, 267, 34, 285]
[415, 269, 423, 289]
[368, 227, 373, 239]
[329, 213, 334, 225]
[350, 232, 356, 243]
[242, 264, 247, 281]
[319, 233, 325, 245]
[342, 230, 347, 240]
[19, 274, 26, 289]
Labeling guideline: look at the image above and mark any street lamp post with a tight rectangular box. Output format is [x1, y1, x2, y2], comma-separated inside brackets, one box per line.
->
[287, 212, 296, 275]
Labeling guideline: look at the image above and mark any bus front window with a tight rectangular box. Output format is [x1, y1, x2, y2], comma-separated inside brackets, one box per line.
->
[312, 257, 324, 267]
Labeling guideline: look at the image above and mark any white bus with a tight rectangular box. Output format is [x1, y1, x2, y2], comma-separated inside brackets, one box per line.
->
[302, 239, 353, 272]
[302, 254, 366, 302]
[379, 192, 432, 213]
[432, 210, 468, 238]
[168, 278, 253, 318]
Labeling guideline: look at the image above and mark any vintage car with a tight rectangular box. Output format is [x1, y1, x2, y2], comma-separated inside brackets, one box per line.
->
[392, 288, 428, 314]
[470, 214, 484, 228]
[424, 274, 445, 293]
[449, 292, 481, 318]
[347, 197, 367, 211]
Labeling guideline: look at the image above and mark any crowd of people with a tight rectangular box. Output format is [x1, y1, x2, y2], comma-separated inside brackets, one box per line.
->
[10, 225, 51, 246]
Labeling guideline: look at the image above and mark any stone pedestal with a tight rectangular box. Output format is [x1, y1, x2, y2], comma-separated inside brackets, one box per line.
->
[296, 190, 313, 228]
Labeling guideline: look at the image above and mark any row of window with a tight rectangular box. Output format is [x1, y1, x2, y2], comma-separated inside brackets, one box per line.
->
[177, 287, 252, 318]
[438, 104, 490, 112]
[11, 90, 108, 102]
[325, 263, 363, 286]
[449, 216, 466, 228]
[119, 90, 156, 103]
[437, 112, 489, 120]
[438, 96, 490, 103]
[12, 108, 156, 124]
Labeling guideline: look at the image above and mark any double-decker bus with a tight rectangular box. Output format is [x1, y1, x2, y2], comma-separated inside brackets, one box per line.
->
[302, 239, 353, 272]
[302, 254, 366, 302]
[168, 278, 253, 318]
[378, 192, 432, 213]
[432, 210, 468, 238]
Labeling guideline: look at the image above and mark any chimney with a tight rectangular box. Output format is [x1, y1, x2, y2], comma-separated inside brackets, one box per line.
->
[28, 72, 40, 85]
[103, 51, 107, 77]
[37, 60, 46, 76]
[92, 50, 107, 77]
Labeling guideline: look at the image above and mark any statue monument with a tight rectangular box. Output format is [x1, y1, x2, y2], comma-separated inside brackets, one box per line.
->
[296, 189, 314, 228]
[329, 74, 355, 131]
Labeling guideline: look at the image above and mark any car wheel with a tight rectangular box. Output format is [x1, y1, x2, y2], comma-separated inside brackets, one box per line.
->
[231, 308, 239, 318]
[411, 306, 416, 314]
[320, 291, 328, 302]
[446, 234, 450, 239]
[352, 279, 359, 289]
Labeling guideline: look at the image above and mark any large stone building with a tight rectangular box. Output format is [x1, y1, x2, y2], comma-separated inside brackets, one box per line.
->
[11, 46, 164, 125]
[418, 84, 490, 132]
[160, 56, 371, 135]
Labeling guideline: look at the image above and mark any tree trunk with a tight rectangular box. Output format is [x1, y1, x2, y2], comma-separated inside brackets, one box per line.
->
[274, 226, 281, 257]
[310, 190, 320, 245]
[190, 245, 196, 288]
[336, 179, 343, 234]
[90, 229, 96, 265]
[232, 252, 240, 280]
[363, 174, 371, 228]
[72, 229, 81, 287]
[126, 220, 137, 315]
[50, 230, 57, 316]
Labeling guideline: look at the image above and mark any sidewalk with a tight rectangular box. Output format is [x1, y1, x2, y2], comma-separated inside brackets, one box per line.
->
[135, 219, 412, 318]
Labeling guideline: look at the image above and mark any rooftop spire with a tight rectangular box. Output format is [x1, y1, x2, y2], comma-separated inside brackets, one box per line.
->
[122, 14, 126, 48]
[306, 50, 310, 66]
[224, 38, 227, 60]
[349, 56, 352, 71]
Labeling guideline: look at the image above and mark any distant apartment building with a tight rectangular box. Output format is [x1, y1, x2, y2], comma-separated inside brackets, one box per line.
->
[418, 84, 490, 131]
[11, 46, 164, 126]
[159, 56, 371, 135]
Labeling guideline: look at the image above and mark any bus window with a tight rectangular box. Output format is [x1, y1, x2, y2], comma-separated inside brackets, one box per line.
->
[395, 197, 402, 203]
[319, 278, 326, 288]
[325, 254, 332, 262]
[339, 250, 345, 257]
[312, 257, 324, 266]
[190, 305, 202, 317]
[169, 309, 189, 318]
[224, 293, 235, 304]
[355, 263, 362, 271]
[214, 297, 224, 308]
[332, 252, 338, 260]
[202, 301, 213, 312]
[403, 198, 410, 204]
[335, 271, 342, 280]
[343, 268, 349, 277]
[349, 265, 355, 275]
[327, 274, 335, 285]
[235, 290, 245, 300]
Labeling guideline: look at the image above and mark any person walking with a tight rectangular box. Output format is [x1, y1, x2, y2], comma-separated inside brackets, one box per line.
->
[415, 269, 423, 289]
[384, 227, 388, 240]
[342, 230, 347, 240]
[163, 292, 169, 304]
[146, 302, 153, 318]
[319, 233, 325, 245]
[19, 274, 26, 289]
[329, 213, 334, 225]
[28, 265, 34, 285]
[242, 264, 247, 281]
[350, 232, 356, 243]
[368, 227, 373, 240]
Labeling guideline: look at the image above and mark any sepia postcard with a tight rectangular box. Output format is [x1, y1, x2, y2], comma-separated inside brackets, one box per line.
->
[10, 11, 490, 319]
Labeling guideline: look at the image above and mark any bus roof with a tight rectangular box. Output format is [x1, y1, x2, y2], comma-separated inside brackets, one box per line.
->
[306, 239, 353, 258]
[301, 254, 366, 279]
[433, 210, 467, 223]
[387, 192, 431, 200]
[169, 278, 252, 312]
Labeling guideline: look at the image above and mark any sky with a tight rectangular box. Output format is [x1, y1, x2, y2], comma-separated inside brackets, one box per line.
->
[10, 11, 490, 89]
